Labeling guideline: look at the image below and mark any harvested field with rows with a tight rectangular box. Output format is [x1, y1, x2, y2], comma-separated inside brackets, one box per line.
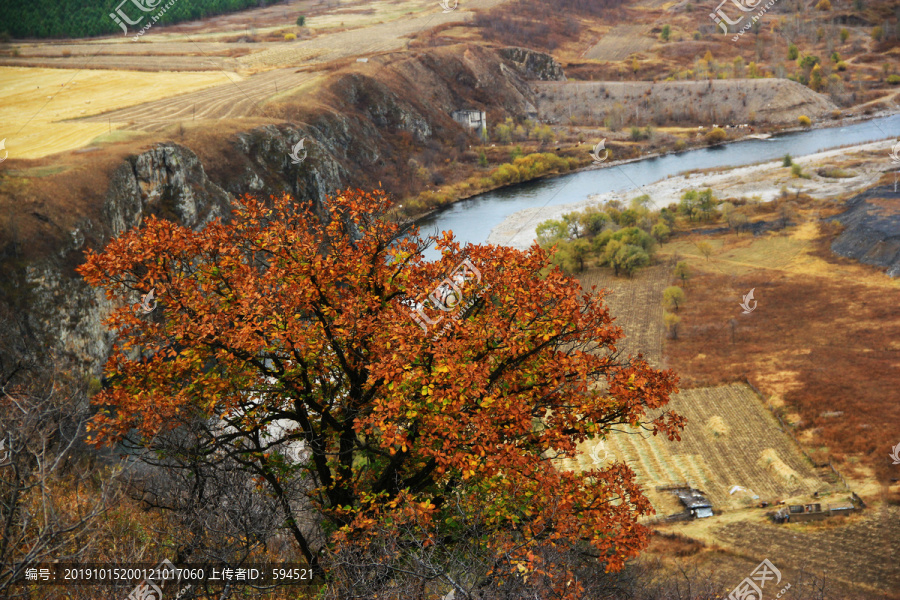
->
[0, 67, 224, 158]
[561, 384, 831, 516]
[577, 263, 670, 367]
[78, 69, 321, 133]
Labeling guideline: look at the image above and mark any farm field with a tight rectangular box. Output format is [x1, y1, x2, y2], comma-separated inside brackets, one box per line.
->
[78, 69, 322, 132]
[0, 67, 226, 158]
[236, 6, 490, 68]
[577, 263, 669, 367]
[0, 0, 509, 157]
[562, 384, 830, 515]
[657, 503, 900, 599]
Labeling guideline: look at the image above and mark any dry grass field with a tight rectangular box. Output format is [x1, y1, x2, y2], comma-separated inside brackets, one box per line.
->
[708, 504, 900, 597]
[534, 79, 839, 127]
[0, 67, 225, 158]
[638, 504, 900, 600]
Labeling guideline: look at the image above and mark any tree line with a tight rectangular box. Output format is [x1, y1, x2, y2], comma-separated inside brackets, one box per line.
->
[0, 0, 284, 39]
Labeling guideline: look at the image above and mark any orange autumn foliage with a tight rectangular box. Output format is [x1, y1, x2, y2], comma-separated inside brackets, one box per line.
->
[78, 189, 683, 593]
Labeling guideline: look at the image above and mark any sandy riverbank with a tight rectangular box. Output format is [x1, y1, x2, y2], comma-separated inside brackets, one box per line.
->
[486, 139, 896, 250]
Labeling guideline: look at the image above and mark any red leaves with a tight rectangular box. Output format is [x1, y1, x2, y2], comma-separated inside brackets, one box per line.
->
[79, 188, 682, 586]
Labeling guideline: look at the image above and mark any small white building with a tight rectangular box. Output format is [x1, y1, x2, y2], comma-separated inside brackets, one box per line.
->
[452, 109, 487, 137]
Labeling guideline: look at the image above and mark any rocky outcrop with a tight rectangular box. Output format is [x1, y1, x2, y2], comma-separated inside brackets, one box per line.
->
[829, 185, 900, 277]
[498, 47, 567, 82]
[19, 135, 348, 372]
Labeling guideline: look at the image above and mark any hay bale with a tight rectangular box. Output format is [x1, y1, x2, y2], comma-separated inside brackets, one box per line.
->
[757, 448, 800, 487]
[706, 415, 729, 438]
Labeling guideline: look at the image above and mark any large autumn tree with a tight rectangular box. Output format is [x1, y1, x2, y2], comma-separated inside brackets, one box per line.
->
[79, 189, 683, 598]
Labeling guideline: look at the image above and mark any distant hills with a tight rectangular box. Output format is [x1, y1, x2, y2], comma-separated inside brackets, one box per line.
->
[0, 0, 278, 39]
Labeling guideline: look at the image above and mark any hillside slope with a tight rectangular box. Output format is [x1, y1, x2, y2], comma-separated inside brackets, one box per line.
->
[535, 78, 839, 127]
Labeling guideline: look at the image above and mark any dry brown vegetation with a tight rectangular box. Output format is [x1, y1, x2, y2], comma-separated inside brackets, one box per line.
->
[658, 199, 900, 488]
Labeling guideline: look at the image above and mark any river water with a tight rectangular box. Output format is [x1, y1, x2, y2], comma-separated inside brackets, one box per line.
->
[418, 113, 900, 258]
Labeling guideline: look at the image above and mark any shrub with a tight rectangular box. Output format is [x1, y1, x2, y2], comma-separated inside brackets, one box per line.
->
[798, 55, 819, 70]
[674, 139, 687, 152]
[782, 154, 793, 167]
[872, 26, 883, 41]
[674, 261, 691, 286]
[651, 221, 671, 242]
[840, 28, 849, 43]
[836, 61, 848, 71]
[660, 25, 671, 41]
[494, 122, 513, 144]
[787, 44, 799, 60]
[798, 115, 812, 127]
[888, 74, 900, 85]
[705, 127, 727, 144]
[284, 33, 296, 41]
[815, 0, 830, 10]
[791, 163, 810, 178]
[536, 219, 570, 247]
[491, 163, 521, 186]
[296, 15, 306, 26]
[695, 240, 713, 261]
[664, 311, 681, 339]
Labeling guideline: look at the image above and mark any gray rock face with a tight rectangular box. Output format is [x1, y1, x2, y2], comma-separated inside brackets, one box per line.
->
[498, 47, 567, 82]
[829, 185, 900, 277]
[22, 134, 344, 374]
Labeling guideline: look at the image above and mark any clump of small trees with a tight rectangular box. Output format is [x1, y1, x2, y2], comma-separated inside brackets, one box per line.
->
[536, 195, 674, 276]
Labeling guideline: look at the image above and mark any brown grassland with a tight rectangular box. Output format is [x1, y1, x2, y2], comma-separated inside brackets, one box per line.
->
[658, 196, 900, 489]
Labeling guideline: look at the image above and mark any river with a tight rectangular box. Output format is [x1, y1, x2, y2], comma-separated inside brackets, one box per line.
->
[418, 113, 900, 259]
